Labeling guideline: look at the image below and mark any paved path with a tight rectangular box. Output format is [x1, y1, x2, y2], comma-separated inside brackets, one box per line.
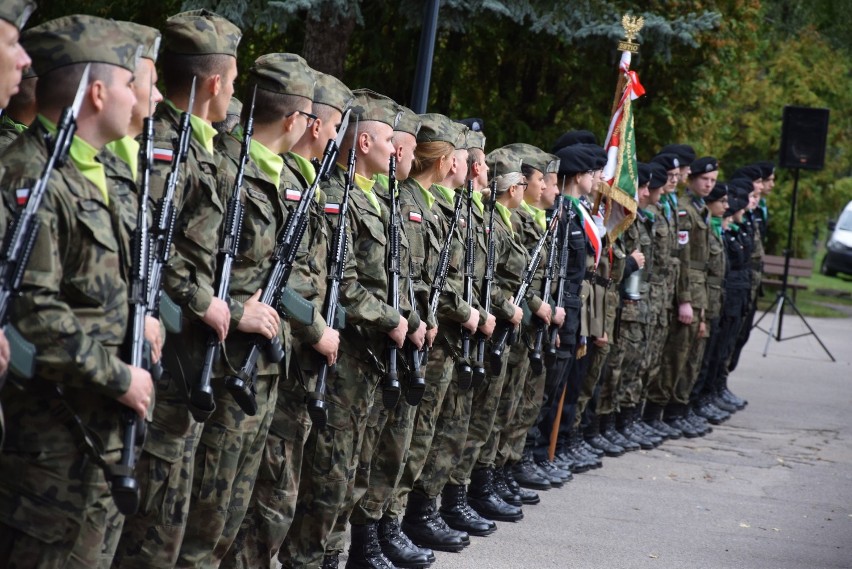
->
[410, 315, 852, 569]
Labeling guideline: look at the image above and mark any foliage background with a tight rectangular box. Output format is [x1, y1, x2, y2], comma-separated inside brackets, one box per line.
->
[30, 0, 852, 257]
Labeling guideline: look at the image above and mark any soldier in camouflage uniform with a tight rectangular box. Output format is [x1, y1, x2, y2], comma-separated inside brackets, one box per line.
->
[0, 34, 35, 153]
[226, 69, 347, 569]
[175, 53, 318, 567]
[113, 10, 242, 568]
[0, 0, 32, 110]
[0, 15, 154, 567]
[280, 89, 415, 569]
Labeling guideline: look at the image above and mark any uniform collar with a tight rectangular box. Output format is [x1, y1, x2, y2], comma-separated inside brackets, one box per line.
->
[248, 137, 284, 188]
[104, 136, 139, 182]
[164, 99, 217, 154]
[288, 151, 316, 185]
[38, 114, 108, 204]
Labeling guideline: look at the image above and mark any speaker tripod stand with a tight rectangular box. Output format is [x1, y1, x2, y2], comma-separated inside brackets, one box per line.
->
[753, 167, 835, 361]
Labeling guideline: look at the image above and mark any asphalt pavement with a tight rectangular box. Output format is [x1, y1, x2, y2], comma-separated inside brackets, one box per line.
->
[401, 314, 852, 569]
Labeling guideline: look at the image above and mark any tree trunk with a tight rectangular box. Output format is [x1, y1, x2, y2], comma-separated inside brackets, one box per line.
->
[302, 8, 357, 79]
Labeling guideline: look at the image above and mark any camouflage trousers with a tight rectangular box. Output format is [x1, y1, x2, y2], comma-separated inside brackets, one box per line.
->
[449, 344, 510, 484]
[221, 369, 312, 569]
[111, 374, 203, 568]
[327, 395, 417, 554]
[280, 349, 380, 569]
[575, 340, 611, 427]
[649, 312, 701, 408]
[0, 398, 122, 569]
[499, 344, 546, 467]
[491, 339, 529, 468]
[616, 319, 651, 409]
[674, 328, 708, 407]
[388, 345, 455, 517]
[641, 309, 672, 408]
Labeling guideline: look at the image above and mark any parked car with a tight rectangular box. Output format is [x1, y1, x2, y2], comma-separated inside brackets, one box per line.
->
[822, 200, 852, 277]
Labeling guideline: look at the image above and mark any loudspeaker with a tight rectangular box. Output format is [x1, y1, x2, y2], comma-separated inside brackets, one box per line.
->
[779, 106, 829, 170]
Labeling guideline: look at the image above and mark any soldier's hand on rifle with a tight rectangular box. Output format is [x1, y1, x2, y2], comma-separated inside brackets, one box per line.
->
[462, 307, 480, 333]
[509, 303, 523, 327]
[426, 325, 438, 347]
[408, 321, 427, 350]
[237, 289, 281, 339]
[553, 306, 566, 327]
[594, 332, 608, 348]
[388, 316, 408, 348]
[203, 296, 231, 342]
[534, 302, 552, 326]
[630, 249, 645, 269]
[678, 302, 693, 325]
[312, 326, 340, 366]
[144, 316, 162, 364]
[119, 365, 154, 419]
[478, 312, 496, 337]
[0, 329, 9, 377]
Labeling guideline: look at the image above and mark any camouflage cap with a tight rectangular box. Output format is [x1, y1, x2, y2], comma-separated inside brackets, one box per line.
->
[545, 153, 560, 174]
[350, 88, 400, 128]
[25, 15, 142, 76]
[466, 130, 486, 151]
[503, 143, 550, 173]
[250, 53, 315, 99]
[226, 96, 242, 118]
[164, 9, 241, 57]
[313, 71, 353, 114]
[417, 113, 463, 147]
[0, 0, 35, 31]
[486, 146, 524, 177]
[395, 104, 421, 137]
[119, 21, 161, 63]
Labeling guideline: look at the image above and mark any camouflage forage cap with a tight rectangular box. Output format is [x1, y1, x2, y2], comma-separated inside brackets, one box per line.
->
[164, 9, 241, 57]
[26, 15, 142, 76]
[395, 104, 421, 137]
[226, 96, 242, 118]
[250, 53, 315, 99]
[466, 130, 486, 151]
[504, 143, 551, 173]
[417, 113, 463, 148]
[0, 0, 36, 30]
[119, 21, 161, 63]
[313, 71, 353, 114]
[350, 88, 400, 128]
[486, 146, 524, 177]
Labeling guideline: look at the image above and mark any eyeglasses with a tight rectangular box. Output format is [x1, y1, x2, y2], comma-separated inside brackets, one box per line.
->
[287, 110, 318, 127]
[516, 182, 529, 189]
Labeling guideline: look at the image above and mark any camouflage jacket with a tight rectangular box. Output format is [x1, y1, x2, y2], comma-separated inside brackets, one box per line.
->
[705, 223, 726, 320]
[0, 114, 25, 154]
[619, 211, 654, 324]
[676, 192, 710, 311]
[647, 201, 675, 323]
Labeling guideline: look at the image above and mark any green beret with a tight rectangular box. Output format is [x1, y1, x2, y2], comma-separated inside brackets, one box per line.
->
[395, 105, 421, 137]
[417, 113, 463, 147]
[26, 15, 142, 76]
[486, 146, 524, 176]
[465, 130, 486, 151]
[119, 21, 161, 63]
[313, 71, 352, 114]
[250, 53, 315, 99]
[504, 143, 551, 173]
[350, 88, 399, 128]
[0, 0, 35, 31]
[164, 9, 241, 57]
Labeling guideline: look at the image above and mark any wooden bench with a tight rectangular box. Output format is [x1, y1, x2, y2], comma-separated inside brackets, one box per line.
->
[762, 255, 813, 301]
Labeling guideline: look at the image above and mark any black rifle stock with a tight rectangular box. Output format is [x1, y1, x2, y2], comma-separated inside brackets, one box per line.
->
[473, 179, 498, 386]
[404, 272, 426, 405]
[192, 87, 256, 421]
[383, 155, 402, 410]
[548, 205, 574, 353]
[307, 125, 356, 428]
[529, 195, 562, 374]
[458, 180, 476, 388]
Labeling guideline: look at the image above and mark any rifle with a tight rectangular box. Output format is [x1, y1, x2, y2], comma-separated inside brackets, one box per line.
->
[529, 195, 562, 374]
[383, 155, 402, 410]
[146, 77, 197, 364]
[548, 204, 575, 354]
[458, 180, 476, 389]
[473, 178, 498, 387]
[404, 271, 426, 405]
[490, 206, 560, 374]
[306, 116, 357, 428]
[191, 87, 256, 422]
[0, 67, 93, 383]
[226, 110, 352, 416]
[418, 187, 464, 369]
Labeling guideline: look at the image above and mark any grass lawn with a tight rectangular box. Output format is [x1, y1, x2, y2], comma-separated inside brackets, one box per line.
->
[757, 251, 852, 318]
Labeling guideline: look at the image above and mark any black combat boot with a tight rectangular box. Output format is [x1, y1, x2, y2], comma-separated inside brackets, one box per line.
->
[492, 465, 522, 506]
[617, 408, 655, 450]
[711, 392, 737, 414]
[719, 378, 747, 409]
[601, 412, 638, 451]
[439, 483, 497, 536]
[346, 522, 397, 569]
[566, 427, 596, 472]
[585, 413, 626, 457]
[643, 402, 680, 440]
[402, 490, 469, 552]
[377, 517, 433, 568]
[467, 467, 524, 522]
[694, 395, 726, 425]
[631, 407, 663, 446]
[664, 404, 700, 438]
[504, 465, 540, 505]
[512, 449, 552, 490]
[323, 553, 340, 569]
[685, 405, 712, 436]
[533, 456, 571, 486]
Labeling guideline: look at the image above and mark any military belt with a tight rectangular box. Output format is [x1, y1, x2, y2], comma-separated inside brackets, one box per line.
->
[688, 260, 708, 270]
[584, 271, 613, 288]
[706, 276, 724, 286]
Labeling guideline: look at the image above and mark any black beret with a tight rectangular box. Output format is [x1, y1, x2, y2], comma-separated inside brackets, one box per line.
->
[651, 152, 681, 171]
[573, 143, 607, 169]
[648, 162, 668, 190]
[756, 161, 775, 179]
[556, 145, 596, 175]
[727, 177, 753, 197]
[457, 117, 485, 132]
[637, 162, 652, 187]
[690, 156, 719, 175]
[552, 130, 598, 153]
[705, 181, 728, 203]
[659, 143, 696, 165]
[725, 191, 749, 217]
[731, 164, 763, 181]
